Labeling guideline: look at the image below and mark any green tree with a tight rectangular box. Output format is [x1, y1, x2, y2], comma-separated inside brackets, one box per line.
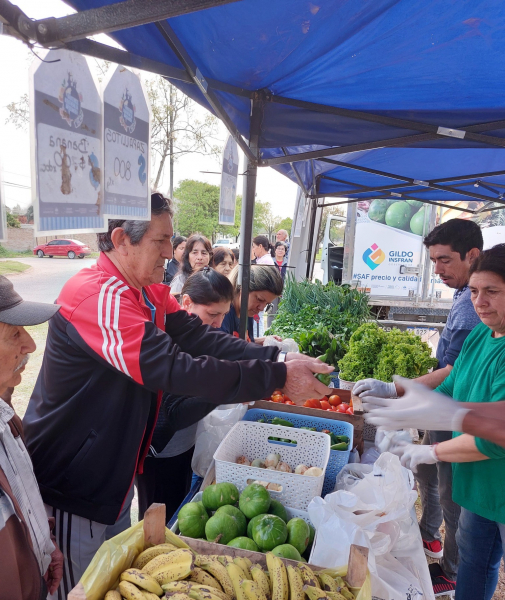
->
[6, 210, 20, 228]
[276, 217, 293, 237]
[174, 179, 241, 242]
[253, 200, 283, 239]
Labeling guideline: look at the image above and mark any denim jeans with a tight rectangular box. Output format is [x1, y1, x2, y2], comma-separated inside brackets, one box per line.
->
[415, 430, 461, 580]
[455, 507, 505, 600]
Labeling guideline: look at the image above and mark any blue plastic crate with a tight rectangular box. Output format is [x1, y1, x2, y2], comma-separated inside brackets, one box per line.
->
[243, 408, 353, 497]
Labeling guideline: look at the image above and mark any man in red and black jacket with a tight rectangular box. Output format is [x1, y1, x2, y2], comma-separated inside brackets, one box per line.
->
[23, 193, 332, 597]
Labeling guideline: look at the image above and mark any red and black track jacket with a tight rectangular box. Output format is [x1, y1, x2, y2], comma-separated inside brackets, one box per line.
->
[23, 254, 286, 525]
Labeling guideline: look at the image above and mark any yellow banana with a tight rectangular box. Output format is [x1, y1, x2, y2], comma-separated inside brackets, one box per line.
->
[303, 585, 329, 600]
[119, 581, 145, 600]
[250, 565, 271, 600]
[286, 565, 304, 600]
[187, 587, 230, 600]
[241, 579, 268, 600]
[190, 584, 231, 600]
[121, 569, 163, 596]
[165, 594, 193, 600]
[333, 577, 353, 599]
[331, 591, 352, 600]
[226, 562, 248, 600]
[104, 591, 122, 600]
[143, 548, 194, 576]
[217, 556, 234, 566]
[265, 554, 288, 600]
[297, 564, 320, 589]
[164, 580, 230, 600]
[150, 553, 195, 585]
[189, 566, 224, 591]
[133, 544, 178, 570]
[199, 559, 236, 600]
[142, 593, 161, 600]
[234, 558, 253, 580]
[241, 558, 253, 569]
[162, 582, 193, 594]
[317, 574, 339, 594]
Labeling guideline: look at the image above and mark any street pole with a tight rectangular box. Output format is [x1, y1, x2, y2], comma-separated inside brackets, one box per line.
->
[238, 92, 263, 339]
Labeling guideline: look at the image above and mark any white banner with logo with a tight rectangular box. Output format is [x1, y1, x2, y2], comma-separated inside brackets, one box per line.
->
[30, 49, 106, 235]
[352, 219, 424, 298]
[219, 135, 239, 225]
[103, 65, 150, 219]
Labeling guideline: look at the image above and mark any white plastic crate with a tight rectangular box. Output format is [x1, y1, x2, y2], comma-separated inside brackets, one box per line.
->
[170, 491, 313, 533]
[213, 421, 330, 510]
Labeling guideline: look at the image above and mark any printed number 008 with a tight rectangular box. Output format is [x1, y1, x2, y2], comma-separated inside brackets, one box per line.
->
[114, 158, 131, 180]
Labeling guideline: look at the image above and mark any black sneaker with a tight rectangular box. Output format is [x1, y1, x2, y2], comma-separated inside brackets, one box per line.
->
[429, 563, 456, 597]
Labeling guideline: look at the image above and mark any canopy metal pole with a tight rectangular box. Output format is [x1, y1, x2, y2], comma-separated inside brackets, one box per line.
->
[238, 92, 263, 339]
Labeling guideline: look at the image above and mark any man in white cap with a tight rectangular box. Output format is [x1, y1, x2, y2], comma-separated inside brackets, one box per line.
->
[0, 275, 63, 599]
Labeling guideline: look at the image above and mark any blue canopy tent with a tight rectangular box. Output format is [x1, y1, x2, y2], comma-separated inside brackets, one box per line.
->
[3, 0, 505, 333]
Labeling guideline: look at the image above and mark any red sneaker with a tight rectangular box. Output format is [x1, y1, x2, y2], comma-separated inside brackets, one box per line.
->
[423, 539, 443, 558]
[429, 563, 456, 597]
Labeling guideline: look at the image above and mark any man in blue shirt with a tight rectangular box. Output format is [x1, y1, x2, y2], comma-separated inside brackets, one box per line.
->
[353, 219, 483, 596]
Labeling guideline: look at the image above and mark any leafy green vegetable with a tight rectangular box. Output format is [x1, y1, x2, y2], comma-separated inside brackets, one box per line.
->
[266, 277, 371, 363]
[338, 322, 437, 382]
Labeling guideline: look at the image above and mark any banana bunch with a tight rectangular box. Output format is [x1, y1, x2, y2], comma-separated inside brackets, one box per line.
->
[102, 544, 356, 600]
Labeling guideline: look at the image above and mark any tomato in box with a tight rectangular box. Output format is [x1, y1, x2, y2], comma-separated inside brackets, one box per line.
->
[328, 394, 342, 406]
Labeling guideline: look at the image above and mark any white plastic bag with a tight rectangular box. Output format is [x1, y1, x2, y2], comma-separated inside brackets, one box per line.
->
[263, 336, 299, 353]
[308, 453, 434, 600]
[191, 404, 248, 477]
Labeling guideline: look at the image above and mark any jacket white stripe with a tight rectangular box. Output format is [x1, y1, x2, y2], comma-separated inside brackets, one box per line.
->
[114, 285, 131, 377]
[97, 276, 117, 367]
[105, 280, 123, 371]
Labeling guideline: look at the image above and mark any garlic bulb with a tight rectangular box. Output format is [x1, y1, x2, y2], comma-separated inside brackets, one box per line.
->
[276, 461, 292, 473]
[304, 466, 323, 477]
[295, 464, 309, 475]
[236, 455, 251, 466]
[267, 483, 282, 492]
[265, 453, 281, 468]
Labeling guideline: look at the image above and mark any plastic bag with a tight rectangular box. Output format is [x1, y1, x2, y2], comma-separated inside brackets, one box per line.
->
[191, 403, 248, 477]
[79, 526, 188, 600]
[308, 453, 434, 600]
[263, 336, 299, 353]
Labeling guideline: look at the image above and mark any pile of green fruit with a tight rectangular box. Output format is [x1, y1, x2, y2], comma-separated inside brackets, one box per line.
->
[177, 482, 315, 562]
[368, 198, 428, 236]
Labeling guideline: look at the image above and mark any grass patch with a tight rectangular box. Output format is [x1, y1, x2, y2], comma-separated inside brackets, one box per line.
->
[0, 261, 31, 275]
[0, 245, 32, 258]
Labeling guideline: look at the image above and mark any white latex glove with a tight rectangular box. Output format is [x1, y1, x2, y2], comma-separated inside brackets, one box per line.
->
[389, 441, 439, 473]
[364, 376, 470, 432]
[353, 378, 397, 399]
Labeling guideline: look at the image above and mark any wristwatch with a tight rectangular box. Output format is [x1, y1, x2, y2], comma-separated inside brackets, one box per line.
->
[277, 351, 287, 363]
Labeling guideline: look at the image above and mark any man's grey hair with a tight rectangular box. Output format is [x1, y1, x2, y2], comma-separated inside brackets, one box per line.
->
[277, 229, 289, 241]
[228, 264, 283, 297]
[97, 194, 173, 252]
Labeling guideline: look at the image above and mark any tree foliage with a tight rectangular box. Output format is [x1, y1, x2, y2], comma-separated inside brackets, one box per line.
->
[6, 210, 20, 228]
[276, 217, 293, 236]
[317, 205, 345, 248]
[174, 179, 241, 242]
[253, 200, 288, 239]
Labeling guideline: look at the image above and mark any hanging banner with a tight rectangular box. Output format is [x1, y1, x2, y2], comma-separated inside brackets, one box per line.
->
[219, 135, 239, 225]
[30, 49, 105, 235]
[103, 66, 150, 219]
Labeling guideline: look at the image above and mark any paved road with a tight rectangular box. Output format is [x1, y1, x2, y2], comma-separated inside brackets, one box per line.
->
[4, 256, 97, 303]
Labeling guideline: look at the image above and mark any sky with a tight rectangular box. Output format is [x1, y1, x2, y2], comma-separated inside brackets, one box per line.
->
[0, 0, 299, 219]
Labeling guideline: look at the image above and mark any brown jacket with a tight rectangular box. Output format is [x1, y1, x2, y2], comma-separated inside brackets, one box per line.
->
[0, 411, 46, 600]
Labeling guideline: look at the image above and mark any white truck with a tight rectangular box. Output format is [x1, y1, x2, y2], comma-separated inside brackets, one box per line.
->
[288, 190, 505, 336]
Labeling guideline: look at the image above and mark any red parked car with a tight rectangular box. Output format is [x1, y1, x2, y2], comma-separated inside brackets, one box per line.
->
[33, 239, 92, 259]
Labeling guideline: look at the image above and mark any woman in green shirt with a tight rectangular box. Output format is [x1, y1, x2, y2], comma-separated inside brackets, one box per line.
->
[390, 244, 505, 600]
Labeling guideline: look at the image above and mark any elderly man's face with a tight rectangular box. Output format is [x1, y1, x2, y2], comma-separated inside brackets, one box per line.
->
[0, 323, 36, 394]
[276, 230, 287, 242]
[125, 213, 174, 287]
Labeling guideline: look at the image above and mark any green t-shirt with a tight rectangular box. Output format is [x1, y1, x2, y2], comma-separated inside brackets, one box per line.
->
[437, 322, 505, 523]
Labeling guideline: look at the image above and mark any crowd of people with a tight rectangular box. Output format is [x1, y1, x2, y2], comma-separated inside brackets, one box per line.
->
[3, 193, 504, 599]
[0, 193, 331, 599]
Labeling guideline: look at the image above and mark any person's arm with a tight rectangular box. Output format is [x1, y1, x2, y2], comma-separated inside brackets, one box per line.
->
[394, 364, 452, 395]
[461, 404, 505, 447]
[435, 433, 489, 463]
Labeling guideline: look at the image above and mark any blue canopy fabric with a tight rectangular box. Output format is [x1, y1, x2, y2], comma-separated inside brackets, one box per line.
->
[69, 0, 505, 208]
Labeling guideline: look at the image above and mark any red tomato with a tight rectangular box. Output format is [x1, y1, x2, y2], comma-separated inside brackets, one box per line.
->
[303, 400, 312, 408]
[340, 402, 350, 410]
[271, 394, 284, 403]
[326, 408, 332, 411]
[283, 395, 292, 403]
[328, 394, 342, 406]
[285, 400, 295, 405]
[320, 400, 331, 410]
[336, 405, 347, 413]
[346, 407, 354, 415]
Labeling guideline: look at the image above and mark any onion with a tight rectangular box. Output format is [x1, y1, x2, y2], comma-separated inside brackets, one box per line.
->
[276, 461, 292, 473]
[236, 455, 251, 466]
[251, 459, 266, 468]
[295, 464, 309, 475]
[265, 453, 281, 468]
[253, 480, 269, 488]
[267, 483, 282, 492]
[304, 467, 323, 477]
